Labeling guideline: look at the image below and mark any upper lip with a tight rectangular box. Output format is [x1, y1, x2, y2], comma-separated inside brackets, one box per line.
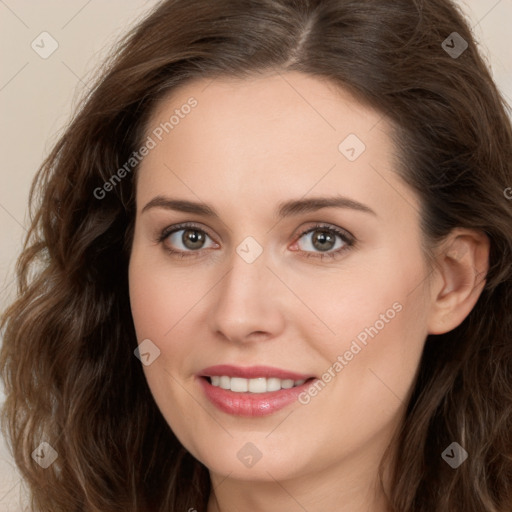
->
[199, 365, 314, 380]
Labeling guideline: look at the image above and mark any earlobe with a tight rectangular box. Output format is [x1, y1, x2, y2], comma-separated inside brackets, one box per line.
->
[427, 229, 490, 335]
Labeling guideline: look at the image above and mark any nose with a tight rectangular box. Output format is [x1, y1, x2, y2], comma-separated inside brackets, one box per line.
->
[208, 242, 286, 345]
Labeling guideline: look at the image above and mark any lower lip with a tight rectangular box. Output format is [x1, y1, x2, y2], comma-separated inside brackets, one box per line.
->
[198, 377, 315, 417]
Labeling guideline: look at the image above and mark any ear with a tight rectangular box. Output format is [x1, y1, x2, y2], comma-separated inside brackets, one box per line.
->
[427, 229, 490, 335]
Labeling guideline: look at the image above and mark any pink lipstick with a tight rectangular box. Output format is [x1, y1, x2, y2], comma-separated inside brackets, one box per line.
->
[198, 365, 316, 417]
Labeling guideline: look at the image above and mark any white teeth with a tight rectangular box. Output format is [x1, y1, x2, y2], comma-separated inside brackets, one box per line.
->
[281, 379, 294, 389]
[208, 376, 308, 393]
[230, 377, 248, 392]
[219, 376, 230, 389]
[248, 378, 267, 393]
[266, 377, 281, 392]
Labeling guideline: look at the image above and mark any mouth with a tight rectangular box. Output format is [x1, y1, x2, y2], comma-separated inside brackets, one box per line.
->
[197, 365, 317, 417]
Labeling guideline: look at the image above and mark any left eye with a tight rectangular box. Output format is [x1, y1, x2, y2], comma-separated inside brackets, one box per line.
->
[295, 227, 349, 254]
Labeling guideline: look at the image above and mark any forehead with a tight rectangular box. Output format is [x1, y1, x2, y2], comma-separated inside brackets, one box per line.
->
[136, 71, 416, 222]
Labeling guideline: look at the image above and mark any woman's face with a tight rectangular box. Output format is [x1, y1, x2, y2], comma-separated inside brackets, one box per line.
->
[128, 71, 433, 487]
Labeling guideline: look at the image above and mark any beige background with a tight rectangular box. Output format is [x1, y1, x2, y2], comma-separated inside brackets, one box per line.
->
[0, 0, 511, 509]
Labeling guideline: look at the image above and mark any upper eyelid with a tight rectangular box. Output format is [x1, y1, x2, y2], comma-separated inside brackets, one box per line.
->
[300, 224, 353, 240]
[159, 222, 217, 242]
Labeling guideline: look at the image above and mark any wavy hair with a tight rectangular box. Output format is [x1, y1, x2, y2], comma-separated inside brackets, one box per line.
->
[1, 0, 511, 510]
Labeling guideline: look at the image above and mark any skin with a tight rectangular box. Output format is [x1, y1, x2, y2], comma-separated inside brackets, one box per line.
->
[128, 71, 489, 512]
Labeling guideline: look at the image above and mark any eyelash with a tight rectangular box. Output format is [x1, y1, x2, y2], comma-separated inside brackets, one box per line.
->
[156, 222, 355, 261]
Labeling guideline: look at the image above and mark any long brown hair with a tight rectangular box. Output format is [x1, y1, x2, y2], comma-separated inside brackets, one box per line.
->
[1, 0, 511, 510]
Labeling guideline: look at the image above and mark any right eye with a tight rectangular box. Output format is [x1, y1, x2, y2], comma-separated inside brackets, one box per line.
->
[158, 223, 220, 258]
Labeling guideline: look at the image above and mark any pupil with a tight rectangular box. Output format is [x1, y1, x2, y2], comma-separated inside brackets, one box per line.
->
[313, 230, 334, 251]
[183, 229, 204, 249]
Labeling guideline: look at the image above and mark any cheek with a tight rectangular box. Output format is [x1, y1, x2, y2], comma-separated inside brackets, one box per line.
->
[128, 247, 206, 340]
[309, 249, 429, 396]
[300, 290, 427, 461]
[318, 273, 429, 417]
[311, 262, 423, 353]
[128, 254, 199, 422]
[128, 249, 216, 398]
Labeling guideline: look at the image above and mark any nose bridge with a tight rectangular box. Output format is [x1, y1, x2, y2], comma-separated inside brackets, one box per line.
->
[209, 236, 285, 342]
[218, 237, 271, 313]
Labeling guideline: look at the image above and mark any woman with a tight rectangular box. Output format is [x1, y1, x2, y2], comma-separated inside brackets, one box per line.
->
[1, 0, 511, 511]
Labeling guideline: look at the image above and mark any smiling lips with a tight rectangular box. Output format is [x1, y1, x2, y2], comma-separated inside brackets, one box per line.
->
[198, 365, 317, 417]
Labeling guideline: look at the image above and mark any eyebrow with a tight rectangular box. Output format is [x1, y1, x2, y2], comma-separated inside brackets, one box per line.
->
[141, 194, 377, 218]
